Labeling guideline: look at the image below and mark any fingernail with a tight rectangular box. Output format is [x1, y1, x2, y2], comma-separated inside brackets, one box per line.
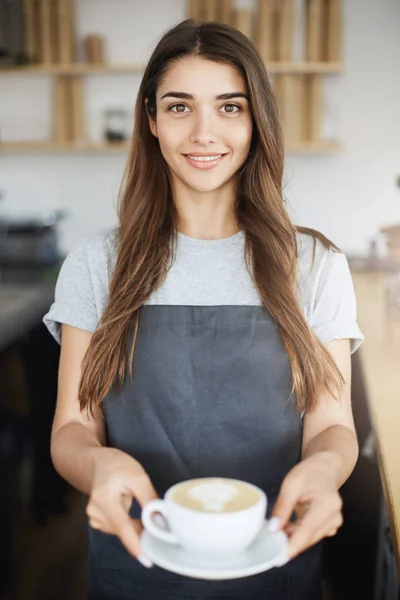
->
[267, 517, 281, 532]
[137, 554, 153, 568]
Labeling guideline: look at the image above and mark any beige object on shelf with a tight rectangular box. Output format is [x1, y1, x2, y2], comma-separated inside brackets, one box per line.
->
[84, 35, 105, 64]
[277, 0, 294, 61]
[53, 75, 69, 143]
[69, 0, 76, 61]
[50, 0, 60, 62]
[293, 0, 305, 61]
[57, 0, 74, 64]
[203, 0, 218, 21]
[219, 0, 233, 25]
[326, 0, 342, 62]
[24, 0, 37, 62]
[274, 74, 306, 145]
[287, 75, 306, 144]
[305, 0, 324, 61]
[380, 224, 400, 261]
[39, 0, 52, 63]
[187, 0, 203, 20]
[381, 224, 400, 236]
[69, 75, 85, 143]
[25, 0, 75, 65]
[187, 0, 232, 24]
[272, 73, 285, 119]
[256, 0, 274, 62]
[305, 74, 322, 142]
[234, 9, 253, 41]
[273, 72, 324, 145]
[386, 245, 400, 261]
[52, 74, 84, 144]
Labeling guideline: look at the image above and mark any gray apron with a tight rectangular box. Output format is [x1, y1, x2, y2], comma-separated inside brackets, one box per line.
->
[87, 305, 322, 599]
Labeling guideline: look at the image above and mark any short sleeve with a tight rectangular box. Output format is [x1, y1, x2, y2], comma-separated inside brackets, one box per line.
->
[43, 231, 112, 344]
[310, 249, 364, 354]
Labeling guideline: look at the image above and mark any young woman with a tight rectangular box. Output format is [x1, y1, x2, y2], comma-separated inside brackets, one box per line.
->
[44, 18, 364, 600]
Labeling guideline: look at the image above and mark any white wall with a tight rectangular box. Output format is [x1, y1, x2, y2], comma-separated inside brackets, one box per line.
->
[0, 0, 399, 255]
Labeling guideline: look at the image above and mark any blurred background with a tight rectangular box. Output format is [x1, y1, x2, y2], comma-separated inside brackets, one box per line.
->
[0, 1, 399, 599]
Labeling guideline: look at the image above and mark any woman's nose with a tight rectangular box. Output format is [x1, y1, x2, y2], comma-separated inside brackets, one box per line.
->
[189, 111, 219, 146]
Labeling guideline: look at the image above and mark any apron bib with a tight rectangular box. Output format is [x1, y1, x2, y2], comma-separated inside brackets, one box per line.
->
[87, 305, 322, 599]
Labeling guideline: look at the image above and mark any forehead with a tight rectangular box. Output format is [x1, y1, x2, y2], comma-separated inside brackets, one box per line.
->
[157, 56, 247, 98]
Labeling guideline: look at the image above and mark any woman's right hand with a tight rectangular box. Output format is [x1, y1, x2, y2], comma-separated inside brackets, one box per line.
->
[86, 447, 158, 566]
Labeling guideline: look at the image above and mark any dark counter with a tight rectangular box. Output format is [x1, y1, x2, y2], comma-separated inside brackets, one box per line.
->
[0, 283, 54, 351]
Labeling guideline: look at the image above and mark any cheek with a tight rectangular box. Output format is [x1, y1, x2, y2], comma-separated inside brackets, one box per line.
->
[157, 122, 185, 155]
[229, 121, 253, 155]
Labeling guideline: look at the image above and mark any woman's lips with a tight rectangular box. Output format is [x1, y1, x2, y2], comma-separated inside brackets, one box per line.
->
[183, 154, 226, 170]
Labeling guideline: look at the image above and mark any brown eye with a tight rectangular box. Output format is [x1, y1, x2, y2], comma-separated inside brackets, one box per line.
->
[221, 104, 241, 114]
[169, 104, 189, 113]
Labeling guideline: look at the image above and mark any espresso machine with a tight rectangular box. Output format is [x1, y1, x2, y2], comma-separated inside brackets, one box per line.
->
[0, 209, 66, 282]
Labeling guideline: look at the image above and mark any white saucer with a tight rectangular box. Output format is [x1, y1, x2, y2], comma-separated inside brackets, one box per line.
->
[140, 521, 289, 580]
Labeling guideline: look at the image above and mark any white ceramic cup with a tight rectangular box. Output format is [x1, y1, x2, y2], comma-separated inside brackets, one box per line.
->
[141, 477, 267, 559]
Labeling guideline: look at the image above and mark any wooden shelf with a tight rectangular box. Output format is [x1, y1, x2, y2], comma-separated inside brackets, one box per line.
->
[0, 61, 343, 76]
[0, 63, 144, 75]
[268, 61, 343, 73]
[0, 140, 340, 155]
[1, 0, 344, 155]
[0, 141, 131, 153]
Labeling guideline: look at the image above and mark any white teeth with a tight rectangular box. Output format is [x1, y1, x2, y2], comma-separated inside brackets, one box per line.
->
[187, 155, 222, 162]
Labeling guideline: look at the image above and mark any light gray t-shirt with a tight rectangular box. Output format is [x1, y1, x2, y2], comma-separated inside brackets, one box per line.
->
[43, 227, 364, 353]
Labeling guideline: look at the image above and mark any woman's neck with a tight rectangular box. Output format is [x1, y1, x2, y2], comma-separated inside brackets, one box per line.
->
[177, 220, 240, 240]
[173, 184, 240, 241]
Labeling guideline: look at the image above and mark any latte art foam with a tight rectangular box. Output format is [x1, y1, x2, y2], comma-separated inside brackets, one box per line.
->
[188, 481, 241, 511]
[171, 478, 261, 513]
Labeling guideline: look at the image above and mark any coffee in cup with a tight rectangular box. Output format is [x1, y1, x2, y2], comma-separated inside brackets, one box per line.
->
[170, 478, 261, 513]
[141, 477, 267, 559]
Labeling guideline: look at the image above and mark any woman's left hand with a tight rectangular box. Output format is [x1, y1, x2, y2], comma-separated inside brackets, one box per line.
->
[269, 452, 344, 560]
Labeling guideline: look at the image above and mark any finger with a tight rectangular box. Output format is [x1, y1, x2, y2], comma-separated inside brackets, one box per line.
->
[287, 501, 327, 558]
[310, 504, 343, 541]
[86, 504, 106, 530]
[310, 514, 342, 545]
[132, 518, 144, 536]
[270, 477, 302, 529]
[88, 504, 144, 540]
[283, 522, 296, 537]
[88, 517, 103, 531]
[283, 507, 316, 538]
[86, 499, 98, 520]
[323, 512, 343, 538]
[130, 473, 159, 509]
[121, 494, 133, 513]
[288, 510, 342, 558]
[117, 511, 143, 558]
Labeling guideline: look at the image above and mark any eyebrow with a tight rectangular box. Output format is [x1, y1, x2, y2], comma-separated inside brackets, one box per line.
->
[160, 91, 248, 101]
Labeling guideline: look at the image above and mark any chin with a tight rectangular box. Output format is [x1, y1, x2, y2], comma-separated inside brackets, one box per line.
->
[185, 175, 231, 192]
[190, 183, 226, 193]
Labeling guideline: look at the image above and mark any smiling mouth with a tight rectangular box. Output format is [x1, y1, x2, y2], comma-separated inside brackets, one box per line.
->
[183, 153, 227, 169]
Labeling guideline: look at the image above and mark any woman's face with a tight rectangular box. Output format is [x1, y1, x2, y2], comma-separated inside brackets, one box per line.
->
[148, 56, 253, 196]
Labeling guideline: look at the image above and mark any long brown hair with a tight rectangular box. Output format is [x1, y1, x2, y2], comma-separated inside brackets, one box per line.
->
[79, 19, 344, 414]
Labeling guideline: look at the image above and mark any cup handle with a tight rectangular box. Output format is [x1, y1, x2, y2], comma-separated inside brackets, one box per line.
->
[141, 499, 180, 545]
